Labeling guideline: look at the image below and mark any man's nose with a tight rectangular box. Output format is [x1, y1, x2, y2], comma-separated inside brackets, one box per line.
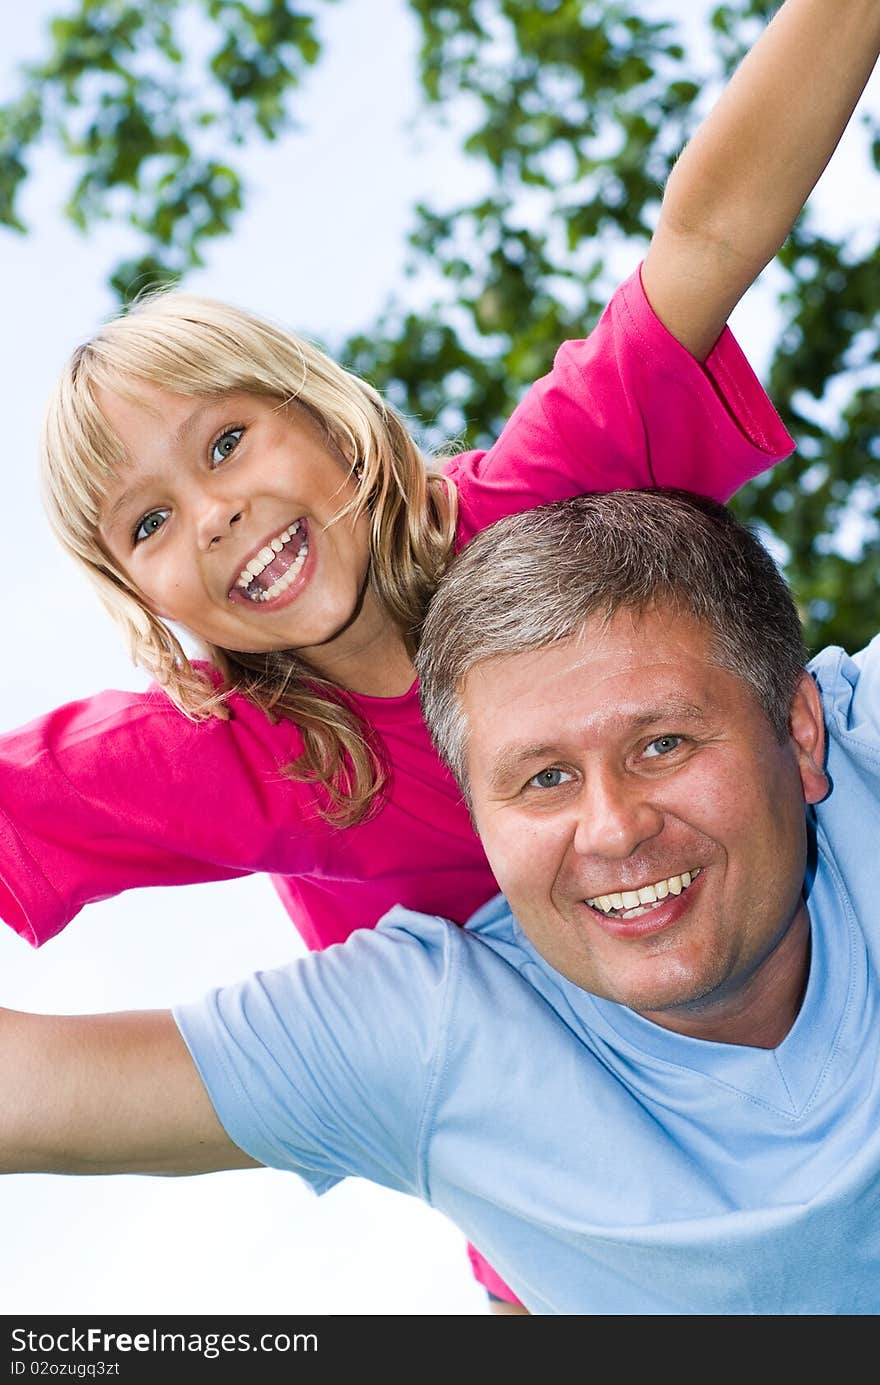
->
[571, 768, 664, 860]
[195, 497, 246, 552]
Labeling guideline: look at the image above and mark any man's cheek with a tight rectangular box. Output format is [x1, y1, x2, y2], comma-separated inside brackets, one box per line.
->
[485, 842, 527, 896]
[670, 757, 753, 833]
[482, 829, 541, 898]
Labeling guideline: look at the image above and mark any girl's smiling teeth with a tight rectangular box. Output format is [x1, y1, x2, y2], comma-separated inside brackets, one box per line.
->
[232, 520, 309, 603]
[586, 869, 701, 920]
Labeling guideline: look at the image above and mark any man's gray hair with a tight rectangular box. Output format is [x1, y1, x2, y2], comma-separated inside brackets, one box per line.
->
[416, 488, 808, 793]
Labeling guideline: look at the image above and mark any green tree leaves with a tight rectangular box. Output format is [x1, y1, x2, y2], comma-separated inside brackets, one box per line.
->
[0, 0, 328, 299]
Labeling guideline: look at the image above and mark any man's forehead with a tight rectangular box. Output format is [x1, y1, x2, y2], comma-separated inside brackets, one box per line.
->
[457, 609, 746, 780]
[460, 607, 717, 702]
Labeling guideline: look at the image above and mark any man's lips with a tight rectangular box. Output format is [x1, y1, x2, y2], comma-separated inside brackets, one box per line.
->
[581, 867, 704, 939]
[227, 519, 310, 605]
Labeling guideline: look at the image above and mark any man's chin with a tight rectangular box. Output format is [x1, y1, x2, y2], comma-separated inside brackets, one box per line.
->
[585, 962, 720, 1021]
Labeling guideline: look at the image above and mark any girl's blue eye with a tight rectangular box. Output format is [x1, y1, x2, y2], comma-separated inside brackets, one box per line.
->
[644, 735, 682, 758]
[211, 428, 244, 465]
[528, 767, 572, 790]
[133, 508, 170, 545]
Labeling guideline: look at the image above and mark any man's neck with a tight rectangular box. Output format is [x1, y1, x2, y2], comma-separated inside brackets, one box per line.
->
[637, 905, 812, 1049]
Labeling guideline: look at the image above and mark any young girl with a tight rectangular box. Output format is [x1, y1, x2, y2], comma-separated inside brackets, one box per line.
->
[4, 0, 878, 1314]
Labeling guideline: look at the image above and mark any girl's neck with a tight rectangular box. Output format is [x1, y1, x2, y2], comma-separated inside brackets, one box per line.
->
[318, 640, 415, 699]
[301, 587, 416, 698]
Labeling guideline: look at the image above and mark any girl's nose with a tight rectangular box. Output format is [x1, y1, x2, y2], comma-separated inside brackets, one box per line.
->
[196, 502, 245, 552]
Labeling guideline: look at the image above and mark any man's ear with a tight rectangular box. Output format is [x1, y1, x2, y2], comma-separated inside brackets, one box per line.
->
[789, 672, 829, 805]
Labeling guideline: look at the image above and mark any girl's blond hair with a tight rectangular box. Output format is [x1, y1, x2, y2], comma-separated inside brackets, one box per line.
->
[40, 290, 458, 826]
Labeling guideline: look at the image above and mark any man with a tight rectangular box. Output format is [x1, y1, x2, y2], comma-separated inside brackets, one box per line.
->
[3, 489, 879, 1314]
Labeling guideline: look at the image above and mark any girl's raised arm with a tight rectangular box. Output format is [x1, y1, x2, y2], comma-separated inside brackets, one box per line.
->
[642, 0, 880, 361]
[0, 1006, 256, 1176]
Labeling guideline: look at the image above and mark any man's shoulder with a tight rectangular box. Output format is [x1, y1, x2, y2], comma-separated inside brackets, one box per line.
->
[374, 893, 515, 957]
[812, 635, 880, 745]
[810, 636, 880, 884]
[367, 894, 523, 996]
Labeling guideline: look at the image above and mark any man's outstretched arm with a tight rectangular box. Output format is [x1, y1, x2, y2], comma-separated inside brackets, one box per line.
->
[643, 0, 880, 360]
[0, 1007, 258, 1175]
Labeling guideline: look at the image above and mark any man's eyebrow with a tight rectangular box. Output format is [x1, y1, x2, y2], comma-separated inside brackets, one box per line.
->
[624, 698, 708, 732]
[488, 743, 559, 790]
[486, 698, 709, 790]
[101, 399, 216, 533]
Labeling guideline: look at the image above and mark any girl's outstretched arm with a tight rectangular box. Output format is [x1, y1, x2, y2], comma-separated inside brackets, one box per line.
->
[642, 0, 880, 361]
[0, 1006, 257, 1176]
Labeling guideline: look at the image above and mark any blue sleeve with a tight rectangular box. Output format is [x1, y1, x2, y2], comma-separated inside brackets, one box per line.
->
[813, 635, 880, 748]
[811, 637, 880, 896]
[848, 635, 880, 740]
[173, 912, 458, 1198]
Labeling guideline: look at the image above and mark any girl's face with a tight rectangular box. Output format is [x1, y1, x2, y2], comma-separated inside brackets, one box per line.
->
[96, 383, 384, 674]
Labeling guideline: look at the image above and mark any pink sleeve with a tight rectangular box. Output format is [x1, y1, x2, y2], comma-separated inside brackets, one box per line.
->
[0, 685, 313, 948]
[450, 263, 795, 547]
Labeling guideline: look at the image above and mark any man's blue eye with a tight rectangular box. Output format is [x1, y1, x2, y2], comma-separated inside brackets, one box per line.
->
[528, 768, 571, 789]
[644, 735, 682, 758]
[211, 428, 244, 465]
[134, 509, 170, 544]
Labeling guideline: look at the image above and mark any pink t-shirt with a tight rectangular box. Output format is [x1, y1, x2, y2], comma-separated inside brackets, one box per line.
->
[0, 267, 793, 953]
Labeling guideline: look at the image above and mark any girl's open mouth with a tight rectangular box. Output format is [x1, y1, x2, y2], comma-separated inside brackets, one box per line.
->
[229, 520, 310, 604]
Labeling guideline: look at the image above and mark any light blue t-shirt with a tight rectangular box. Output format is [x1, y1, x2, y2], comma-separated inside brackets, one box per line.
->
[175, 636, 880, 1315]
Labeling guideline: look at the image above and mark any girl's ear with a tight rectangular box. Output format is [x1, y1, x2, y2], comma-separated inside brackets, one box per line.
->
[789, 672, 828, 805]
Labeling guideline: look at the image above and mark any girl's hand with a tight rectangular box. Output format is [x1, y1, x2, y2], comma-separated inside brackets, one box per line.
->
[641, 0, 880, 361]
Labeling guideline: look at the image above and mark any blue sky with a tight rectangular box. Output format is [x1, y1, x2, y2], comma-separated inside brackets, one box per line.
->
[0, 0, 877, 1317]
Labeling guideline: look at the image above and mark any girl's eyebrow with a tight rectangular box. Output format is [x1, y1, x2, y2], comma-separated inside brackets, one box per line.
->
[101, 400, 219, 533]
[103, 483, 156, 535]
[168, 399, 217, 451]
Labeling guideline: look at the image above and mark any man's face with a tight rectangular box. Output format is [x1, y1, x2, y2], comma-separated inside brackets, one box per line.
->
[462, 606, 827, 1028]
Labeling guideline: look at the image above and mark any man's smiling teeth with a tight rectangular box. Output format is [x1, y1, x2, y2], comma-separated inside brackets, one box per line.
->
[235, 521, 308, 602]
[586, 869, 701, 920]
